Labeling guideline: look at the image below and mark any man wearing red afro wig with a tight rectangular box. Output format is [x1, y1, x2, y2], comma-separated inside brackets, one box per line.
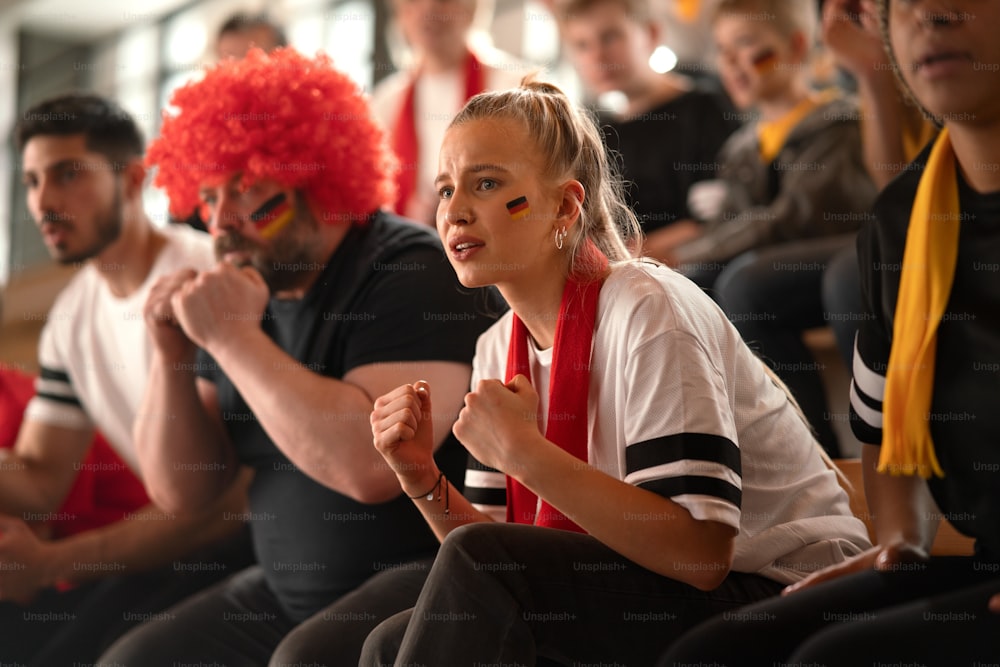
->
[101, 48, 497, 665]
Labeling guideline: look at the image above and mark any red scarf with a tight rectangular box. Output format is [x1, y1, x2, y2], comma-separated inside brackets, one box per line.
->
[390, 50, 486, 216]
[504, 256, 607, 533]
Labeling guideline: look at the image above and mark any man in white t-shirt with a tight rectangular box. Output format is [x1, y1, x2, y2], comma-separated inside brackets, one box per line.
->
[0, 93, 251, 664]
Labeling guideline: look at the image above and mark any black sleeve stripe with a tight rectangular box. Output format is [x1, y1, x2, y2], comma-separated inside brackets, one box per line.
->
[849, 407, 883, 445]
[851, 380, 883, 413]
[638, 475, 742, 508]
[465, 487, 507, 507]
[39, 367, 72, 384]
[626, 433, 741, 478]
[35, 391, 83, 407]
[467, 456, 502, 474]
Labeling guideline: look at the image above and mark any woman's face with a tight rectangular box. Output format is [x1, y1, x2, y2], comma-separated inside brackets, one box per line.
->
[435, 117, 572, 290]
[888, 0, 1000, 125]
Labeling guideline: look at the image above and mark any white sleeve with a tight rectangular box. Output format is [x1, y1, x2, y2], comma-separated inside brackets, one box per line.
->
[621, 329, 742, 531]
[24, 319, 93, 432]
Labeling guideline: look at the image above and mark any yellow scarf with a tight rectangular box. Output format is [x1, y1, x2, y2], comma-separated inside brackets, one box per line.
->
[757, 90, 839, 164]
[879, 128, 960, 478]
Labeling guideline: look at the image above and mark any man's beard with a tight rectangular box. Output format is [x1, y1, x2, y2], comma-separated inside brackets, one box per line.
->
[49, 184, 124, 265]
[214, 203, 322, 292]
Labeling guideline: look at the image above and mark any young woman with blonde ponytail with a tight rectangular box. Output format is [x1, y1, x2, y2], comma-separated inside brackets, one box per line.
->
[365, 79, 869, 665]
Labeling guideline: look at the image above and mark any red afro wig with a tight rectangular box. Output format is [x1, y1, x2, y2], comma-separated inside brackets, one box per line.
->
[146, 47, 397, 222]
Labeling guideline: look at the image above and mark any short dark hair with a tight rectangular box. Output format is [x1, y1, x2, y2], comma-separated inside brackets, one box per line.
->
[216, 12, 288, 48]
[15, 93, 144, 168]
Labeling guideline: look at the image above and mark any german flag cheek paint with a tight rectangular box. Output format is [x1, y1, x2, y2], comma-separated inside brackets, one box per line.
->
[250, 192, 295, 239]
[506, 195, 530, 221]
[751, 48, 778, 73]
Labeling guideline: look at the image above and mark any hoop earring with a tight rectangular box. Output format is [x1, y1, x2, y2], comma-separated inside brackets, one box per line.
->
[555, 226, 567, 251]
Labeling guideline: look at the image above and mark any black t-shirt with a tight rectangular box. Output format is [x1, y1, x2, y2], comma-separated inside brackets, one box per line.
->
[198, 211, 498, 620]
[851, 146, 1000, 558]
[599, 85, 739, 234]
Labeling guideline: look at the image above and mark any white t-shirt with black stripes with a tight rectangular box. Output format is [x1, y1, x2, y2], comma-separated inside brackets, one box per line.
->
[465, 260, 871, 584]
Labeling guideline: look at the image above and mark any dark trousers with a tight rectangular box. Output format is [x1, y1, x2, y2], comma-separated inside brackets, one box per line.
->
[360, 522, 785, 667]
[0, 526, 254, 666]
[714, 234, 860, 458]
[100, 557, 435, 667]
[660, 556, 1000, 666]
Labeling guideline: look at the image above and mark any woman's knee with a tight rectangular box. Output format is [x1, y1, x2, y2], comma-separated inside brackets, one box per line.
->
[438, 522, 512, 563]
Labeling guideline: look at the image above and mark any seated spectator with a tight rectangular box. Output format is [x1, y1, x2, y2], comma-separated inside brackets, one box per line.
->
[2, 93, 251, 665]
[661, 0, 1000, 663]
[101, 48, 495, 666]
[372, 0, 526, 225]
[360, 79, 870, 665]
[716, 0, 938, 457]
[671, 0, 876, 294]
[556, 0, 740, 259]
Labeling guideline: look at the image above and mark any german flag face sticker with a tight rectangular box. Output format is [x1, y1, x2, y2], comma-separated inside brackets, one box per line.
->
[506, 196, 530, 221]
[751, 48, 777, 73]
[250, 192, 295, 239]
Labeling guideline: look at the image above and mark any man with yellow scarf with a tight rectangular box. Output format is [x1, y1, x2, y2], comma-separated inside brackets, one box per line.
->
[660, 0, 1000, 664]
